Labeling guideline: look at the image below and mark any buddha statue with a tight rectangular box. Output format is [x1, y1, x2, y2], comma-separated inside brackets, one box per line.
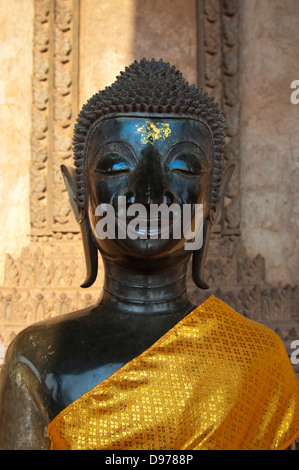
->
[0, 59, 298, 450]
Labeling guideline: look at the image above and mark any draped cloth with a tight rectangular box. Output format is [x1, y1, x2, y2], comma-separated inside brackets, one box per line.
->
[47, 296, 299, 450]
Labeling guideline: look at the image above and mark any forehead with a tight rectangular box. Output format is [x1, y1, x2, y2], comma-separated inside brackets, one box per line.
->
[87, 116, 213, 158]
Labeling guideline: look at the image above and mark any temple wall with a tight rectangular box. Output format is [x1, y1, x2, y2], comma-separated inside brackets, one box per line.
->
[79, 0, 198, 105]
[79, 0, 137, 106]
[0, 0, 33, 284]
[239, 0, 299, 286]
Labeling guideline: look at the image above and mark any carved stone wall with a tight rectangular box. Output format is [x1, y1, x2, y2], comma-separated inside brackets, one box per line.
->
[200, 0, 241, 235]
[0, 0, 86, 355]
[239, 0, 299, 286]
[0, 0, 33, 285]
[0, 240, 102, 349]
[31, 0, 79, 234]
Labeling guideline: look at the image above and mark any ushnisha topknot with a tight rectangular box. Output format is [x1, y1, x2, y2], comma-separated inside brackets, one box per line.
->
[73, 58, 226, 211]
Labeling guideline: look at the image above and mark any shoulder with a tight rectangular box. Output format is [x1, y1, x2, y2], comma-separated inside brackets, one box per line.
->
[197, 295, 292, 367]
[3, 305, 93, 378]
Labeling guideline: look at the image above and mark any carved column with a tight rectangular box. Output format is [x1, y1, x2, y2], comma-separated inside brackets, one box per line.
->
[31, 0, 80, 236]
[197, 0, 240, 235]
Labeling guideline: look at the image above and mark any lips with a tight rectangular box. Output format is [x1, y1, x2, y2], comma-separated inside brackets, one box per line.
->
[117, 215, 180, 239]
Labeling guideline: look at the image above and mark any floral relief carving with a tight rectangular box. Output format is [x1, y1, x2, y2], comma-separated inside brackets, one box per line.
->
[201, 0, 241, 234]
[30, 0, 79, 234]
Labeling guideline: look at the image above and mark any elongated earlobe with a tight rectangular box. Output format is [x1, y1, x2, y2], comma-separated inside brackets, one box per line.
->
[192, 220, 211, 289]
[61, 164, 98, 288]
[192, 164, 234, 290]
[80, 217, 98, 288]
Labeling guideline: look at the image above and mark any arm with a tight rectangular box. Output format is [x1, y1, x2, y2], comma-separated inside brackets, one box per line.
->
[0, 347, 51, 450]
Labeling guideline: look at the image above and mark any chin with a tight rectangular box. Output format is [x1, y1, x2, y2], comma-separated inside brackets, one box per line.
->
[96, 235, 190, 266]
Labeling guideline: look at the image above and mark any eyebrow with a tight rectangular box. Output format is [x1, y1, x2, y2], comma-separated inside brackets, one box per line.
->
[164, 140, 211, 166]
[89, 139, 138, 164]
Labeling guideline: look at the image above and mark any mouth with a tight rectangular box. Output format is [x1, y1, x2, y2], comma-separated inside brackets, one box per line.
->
[117, 216, 179, 239]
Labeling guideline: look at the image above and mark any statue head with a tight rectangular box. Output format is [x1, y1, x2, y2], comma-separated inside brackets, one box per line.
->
[62, 59, 233, 289]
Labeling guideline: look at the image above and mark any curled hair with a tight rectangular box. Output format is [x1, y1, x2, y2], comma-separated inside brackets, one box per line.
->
[73, 58, 226, 210]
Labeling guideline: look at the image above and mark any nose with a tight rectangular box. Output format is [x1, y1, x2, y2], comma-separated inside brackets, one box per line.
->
[124, 189, 175, 205]
[124, 146, 175, 206]
[163, 190, 174, 204]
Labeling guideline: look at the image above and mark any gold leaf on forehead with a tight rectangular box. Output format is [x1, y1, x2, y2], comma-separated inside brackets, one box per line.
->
[136, 121, 171, 145]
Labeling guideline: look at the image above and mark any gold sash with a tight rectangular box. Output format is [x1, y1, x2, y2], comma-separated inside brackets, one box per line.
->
[47, 296, 299, 450]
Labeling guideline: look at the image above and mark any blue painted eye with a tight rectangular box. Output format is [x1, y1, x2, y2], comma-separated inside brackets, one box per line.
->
[110, 161, 129, 172]
[94, 153, 131, 175]
[169, 153, 205, 175]
[170, 160, 190, 172]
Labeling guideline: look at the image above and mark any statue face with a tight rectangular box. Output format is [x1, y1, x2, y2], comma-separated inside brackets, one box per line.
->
[86, 116, 213, 266]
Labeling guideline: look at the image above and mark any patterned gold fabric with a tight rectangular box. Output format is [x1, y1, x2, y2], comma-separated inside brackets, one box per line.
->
[47, 296, 299, 450]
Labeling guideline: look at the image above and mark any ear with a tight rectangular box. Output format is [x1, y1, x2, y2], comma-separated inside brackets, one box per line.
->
[192, 164, 235, 290]
[192, 219, 212, 289]
[79, 216, 99, 288]
[61, 165, 84, 223]
[209, 164, 235, 225]
[61, 164, 98, 288]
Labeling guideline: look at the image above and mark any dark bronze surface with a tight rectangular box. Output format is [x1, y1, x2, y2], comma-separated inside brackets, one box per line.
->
[0, 67, 232, 449]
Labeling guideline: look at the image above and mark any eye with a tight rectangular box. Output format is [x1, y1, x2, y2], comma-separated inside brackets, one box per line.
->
[94, 153, 131, 175]
[169, 153, 206, 176]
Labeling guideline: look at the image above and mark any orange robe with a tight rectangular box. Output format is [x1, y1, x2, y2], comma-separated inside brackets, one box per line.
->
[47, 296, 299, 450]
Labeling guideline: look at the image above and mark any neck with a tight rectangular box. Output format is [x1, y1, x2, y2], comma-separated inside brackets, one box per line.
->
[100, 257, 194, 317]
